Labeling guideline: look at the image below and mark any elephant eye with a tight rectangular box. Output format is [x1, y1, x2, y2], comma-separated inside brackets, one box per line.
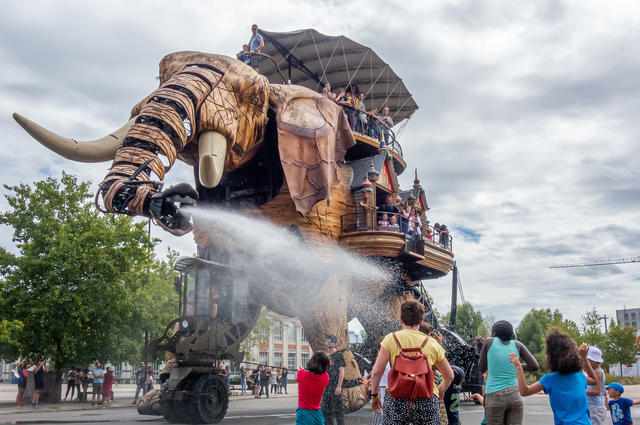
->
[250, 97, 259, 105]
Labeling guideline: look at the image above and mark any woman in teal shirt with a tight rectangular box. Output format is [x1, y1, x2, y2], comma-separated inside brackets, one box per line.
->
[477, 321, 539, 425]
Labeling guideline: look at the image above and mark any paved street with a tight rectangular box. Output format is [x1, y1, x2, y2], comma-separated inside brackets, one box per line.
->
[1, 384, 639, 424]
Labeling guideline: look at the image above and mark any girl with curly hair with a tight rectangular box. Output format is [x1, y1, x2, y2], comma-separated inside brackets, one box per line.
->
[509, 328, 597, 425]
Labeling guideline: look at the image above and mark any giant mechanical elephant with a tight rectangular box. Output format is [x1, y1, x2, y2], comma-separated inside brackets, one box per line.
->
[14, 51, 431, 413]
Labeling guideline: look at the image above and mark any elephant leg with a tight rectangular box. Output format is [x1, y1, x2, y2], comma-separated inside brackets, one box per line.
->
[297, 275, 367, 414]
[298, 275, 350, 351]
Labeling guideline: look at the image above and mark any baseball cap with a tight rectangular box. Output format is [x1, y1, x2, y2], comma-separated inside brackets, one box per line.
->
[587, 346, 603, 363]
[606, 382, 624, 394]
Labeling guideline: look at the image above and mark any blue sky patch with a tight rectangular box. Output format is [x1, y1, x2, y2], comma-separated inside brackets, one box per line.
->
[455, 226, 481, 243]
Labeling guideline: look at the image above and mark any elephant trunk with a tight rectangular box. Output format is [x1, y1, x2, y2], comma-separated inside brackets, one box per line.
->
[97, 65, 225, 233]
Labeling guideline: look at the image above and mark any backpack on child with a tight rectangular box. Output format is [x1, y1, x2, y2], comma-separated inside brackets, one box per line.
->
[387, 333, 434, 410]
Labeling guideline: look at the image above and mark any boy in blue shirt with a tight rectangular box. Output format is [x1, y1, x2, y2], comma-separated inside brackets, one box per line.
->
[607, 382, 640, 425]
[444, 365, 465, 425]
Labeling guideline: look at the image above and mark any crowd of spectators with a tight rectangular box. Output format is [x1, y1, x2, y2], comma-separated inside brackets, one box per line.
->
[362, 194, 451, 249]
[321, 83, 394, 146]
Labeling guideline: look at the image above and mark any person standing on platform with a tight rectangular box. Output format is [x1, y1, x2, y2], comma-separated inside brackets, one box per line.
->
[248, 24, 264, 73]
[321, 334, 345, 425]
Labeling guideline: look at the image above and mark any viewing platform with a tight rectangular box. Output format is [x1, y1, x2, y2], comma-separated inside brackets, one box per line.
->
[339, 213, 455, 280]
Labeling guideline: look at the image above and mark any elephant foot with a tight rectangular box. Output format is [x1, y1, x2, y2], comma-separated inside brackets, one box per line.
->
[341, 349, 367, 413]
[137, 389, 162, 416]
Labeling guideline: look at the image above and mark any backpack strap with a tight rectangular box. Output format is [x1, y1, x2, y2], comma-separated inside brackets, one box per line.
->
[419, 335, 430, 349]
[392, 332, 403, 350]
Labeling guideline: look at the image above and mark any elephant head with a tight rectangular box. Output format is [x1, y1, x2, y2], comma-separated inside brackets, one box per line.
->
[13, 51, 355, 235]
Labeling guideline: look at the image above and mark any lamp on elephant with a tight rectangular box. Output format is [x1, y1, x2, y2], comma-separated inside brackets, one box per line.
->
[407, 192, 417, 207]
[367, 162, 379, 183]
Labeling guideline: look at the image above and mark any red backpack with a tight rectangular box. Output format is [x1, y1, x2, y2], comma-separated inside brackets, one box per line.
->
[387, 332, 434, 410]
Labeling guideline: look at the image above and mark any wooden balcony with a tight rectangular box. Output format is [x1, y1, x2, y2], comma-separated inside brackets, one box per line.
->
[339, 214, 455, 280]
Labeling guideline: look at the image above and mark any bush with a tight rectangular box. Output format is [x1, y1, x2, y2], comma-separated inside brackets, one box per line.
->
[604, 373, 640, 386]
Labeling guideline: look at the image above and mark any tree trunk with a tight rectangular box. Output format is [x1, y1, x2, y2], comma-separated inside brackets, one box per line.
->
[40, 368, 62, 403]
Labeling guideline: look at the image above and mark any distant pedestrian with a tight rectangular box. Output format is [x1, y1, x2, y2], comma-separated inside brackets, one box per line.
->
[478, 320, 539, 425]
[145, 365, 154, 392]
[270, 367, 278, 394]
[225, 366, 231, 393]
[132, 363, 146, 405]
[258, 365, 269, 398]
[15, 358, 28, 407]
[32, 360, 46, 407]
[92, 361, 105, 405]
[606, 382, 640, 425]
[240, 366, 247, 395]
[103, 367, 115, 402]
[281, 368, 289, 394]
[510, 329, 597, 425]
[64, 367, 77, 401]
[321, 334, 345, 425]
[296, 351, 330, 425]
[75, 368, 82, 401]
[81, 369, 90, 402]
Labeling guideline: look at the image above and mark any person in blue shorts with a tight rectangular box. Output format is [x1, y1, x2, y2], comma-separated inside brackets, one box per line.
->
[606, 382, 640, 425]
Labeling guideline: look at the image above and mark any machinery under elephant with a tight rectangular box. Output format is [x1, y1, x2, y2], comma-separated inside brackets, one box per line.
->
[14, 50, 466, 423]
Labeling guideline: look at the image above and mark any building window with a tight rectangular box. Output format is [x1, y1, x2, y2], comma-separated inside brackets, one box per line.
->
[632, 313, 637, 319]
[301, 327, 308, 342]
[259, 326, 268, 343]
[301, 353, 309, 368]
[259, 351, 268, 365]
[288, 353, 296, 370]
[624, 313, 629, 320]
[288, 322, 297, 343]
[274, 320, 283, 342]
[274, 352, 283, 367]
[633, 321, 637, 327]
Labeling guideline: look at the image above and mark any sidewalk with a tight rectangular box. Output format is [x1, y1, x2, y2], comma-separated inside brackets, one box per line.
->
[0, 383, 298, 414]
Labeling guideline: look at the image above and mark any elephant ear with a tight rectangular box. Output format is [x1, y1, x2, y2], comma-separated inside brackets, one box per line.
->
[269, 84, 356, 215]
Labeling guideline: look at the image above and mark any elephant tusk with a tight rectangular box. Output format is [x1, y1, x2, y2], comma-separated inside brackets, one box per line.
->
[12, 112, 134, 163]
[198, 131, 227, 188]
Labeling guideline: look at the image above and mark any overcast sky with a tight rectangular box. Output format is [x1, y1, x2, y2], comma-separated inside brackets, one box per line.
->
[1, 0, 639, 330]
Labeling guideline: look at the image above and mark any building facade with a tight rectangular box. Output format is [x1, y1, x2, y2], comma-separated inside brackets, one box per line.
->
[616, 307, 640, 329]
[245, 310, 313, 374]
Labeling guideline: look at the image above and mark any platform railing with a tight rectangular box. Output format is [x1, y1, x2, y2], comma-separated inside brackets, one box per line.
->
[340, 211, 453, 253]
[336, 102, 403, 157]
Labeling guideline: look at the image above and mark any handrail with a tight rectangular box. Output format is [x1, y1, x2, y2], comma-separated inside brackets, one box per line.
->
[334, 102, 403, 157]
[340, 211, 453, 252]
[236, 51, 289, 84]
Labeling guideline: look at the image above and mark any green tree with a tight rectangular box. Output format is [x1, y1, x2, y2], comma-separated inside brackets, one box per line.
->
[604, 322, 640, 375]
[443, 302, 488, 344]
[0, 173, 153, 394]
[581, 307, 606, 349]
[516, 308, 564, 357]
[240, 307, 271, 362]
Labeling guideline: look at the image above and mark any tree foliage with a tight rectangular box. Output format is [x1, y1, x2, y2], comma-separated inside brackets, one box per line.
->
[603, 321, 640, 373]
[0, 173, 176, 371]
[443, 302, 489, 344]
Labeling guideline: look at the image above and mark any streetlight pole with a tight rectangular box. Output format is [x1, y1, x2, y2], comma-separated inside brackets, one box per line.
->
[603, 314, 608, 333]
